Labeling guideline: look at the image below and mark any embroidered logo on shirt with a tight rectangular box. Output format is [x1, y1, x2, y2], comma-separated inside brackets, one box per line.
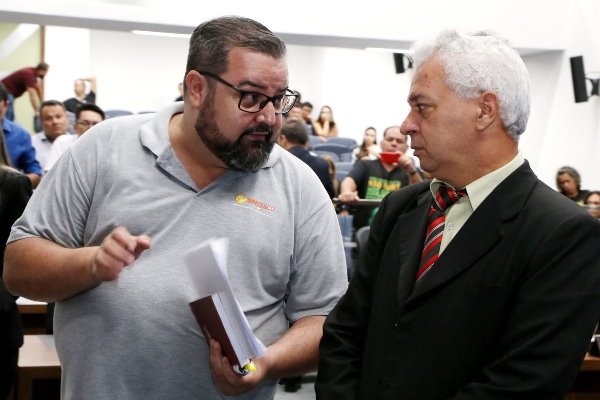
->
[234, 193, 276, 215]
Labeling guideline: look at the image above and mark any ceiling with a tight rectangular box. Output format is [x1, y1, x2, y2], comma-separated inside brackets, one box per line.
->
[0, 1, 561, 56]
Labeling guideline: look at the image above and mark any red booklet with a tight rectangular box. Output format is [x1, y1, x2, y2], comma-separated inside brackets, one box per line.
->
[190, 295, 240, 367]
[184, 237, 265, 373]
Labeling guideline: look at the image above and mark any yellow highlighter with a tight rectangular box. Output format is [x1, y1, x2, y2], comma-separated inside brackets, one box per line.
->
[233, 361, 256, 376]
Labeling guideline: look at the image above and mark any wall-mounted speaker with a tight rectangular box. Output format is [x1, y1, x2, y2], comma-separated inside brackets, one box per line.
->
[394, 53, 406, 74]
[570, 56, 588, 103]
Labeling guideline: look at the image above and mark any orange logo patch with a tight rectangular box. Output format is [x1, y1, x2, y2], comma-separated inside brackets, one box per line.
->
[234, 193, 276, 214]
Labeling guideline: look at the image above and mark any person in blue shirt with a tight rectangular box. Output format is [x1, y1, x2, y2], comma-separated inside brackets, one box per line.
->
[0, 84, 41, 188]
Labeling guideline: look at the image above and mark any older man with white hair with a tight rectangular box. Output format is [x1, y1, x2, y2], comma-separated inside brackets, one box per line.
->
[317, 29, 600, 399]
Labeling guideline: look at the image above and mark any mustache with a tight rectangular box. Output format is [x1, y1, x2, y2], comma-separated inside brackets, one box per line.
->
[241, 124, 273, 137]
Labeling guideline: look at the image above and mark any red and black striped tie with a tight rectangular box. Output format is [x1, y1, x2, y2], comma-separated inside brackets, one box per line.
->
[416, 184, 468, 282]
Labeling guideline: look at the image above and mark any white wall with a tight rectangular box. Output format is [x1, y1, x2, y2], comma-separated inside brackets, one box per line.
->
[39, 0, 600, 190]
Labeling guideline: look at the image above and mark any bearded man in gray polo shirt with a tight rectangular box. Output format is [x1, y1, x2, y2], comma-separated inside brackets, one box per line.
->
[4, 16, 348, 400]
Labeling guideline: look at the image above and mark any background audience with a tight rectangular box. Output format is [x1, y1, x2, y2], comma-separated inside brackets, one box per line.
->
[313, 105, 338, 141]
[339, 126, 422, 232]
[556, 165, 589, 205]
[45, 103, 105, 172]
[300, 101, 314, 136]
[278, 118, 335, 198]
[32, 100, 69, 171]
[0, 83, 41, 188]
[584, 190, 600, 219]
[63, 77, 97, 113]
[352, 126, 380, 161]
[0, 62, 48, 121]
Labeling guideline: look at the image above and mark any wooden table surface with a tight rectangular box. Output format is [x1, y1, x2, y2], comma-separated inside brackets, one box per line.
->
[17, 335, 61, 400]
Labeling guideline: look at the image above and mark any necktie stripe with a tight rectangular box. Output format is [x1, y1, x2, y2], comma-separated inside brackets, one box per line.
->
[416, 184, 467, 282]
[425, 216, 444, 237]
[422, 236, 442, 259]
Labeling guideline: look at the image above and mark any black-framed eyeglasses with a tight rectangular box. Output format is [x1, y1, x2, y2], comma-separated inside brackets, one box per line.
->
[199, 71, 299, 114]
[76, 120, 99, 127]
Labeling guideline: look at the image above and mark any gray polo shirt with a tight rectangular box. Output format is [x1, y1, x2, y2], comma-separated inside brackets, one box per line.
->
[9, 102, 348, 399]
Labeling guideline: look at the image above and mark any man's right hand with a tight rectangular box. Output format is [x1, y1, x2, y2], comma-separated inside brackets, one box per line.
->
[91, 226, 151, 282]
[338, 191, 360, 203]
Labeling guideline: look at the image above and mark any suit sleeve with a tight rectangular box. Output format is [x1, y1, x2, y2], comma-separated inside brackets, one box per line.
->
[316, 192, 394, 399]
[454, 213, 600, 399]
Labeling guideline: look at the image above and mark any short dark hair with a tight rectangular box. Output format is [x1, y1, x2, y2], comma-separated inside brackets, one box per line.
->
[280, 119, 308, 145]
[584, 191, 600, 204]
[0, 83, 8, 102]
[40, 100, 66, 114]
[184, 16, 286, 91]
[76, 103, 105, 120]
[301, 101, 313, 109]
[36, 62, 49, 71]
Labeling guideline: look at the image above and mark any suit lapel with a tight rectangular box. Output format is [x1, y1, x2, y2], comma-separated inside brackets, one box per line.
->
[407, 198, 503, 303]
[394, 190, 432, 306]
[405, 161, 538, 305]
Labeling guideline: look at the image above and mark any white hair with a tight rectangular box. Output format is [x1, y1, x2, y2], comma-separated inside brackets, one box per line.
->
[411, 29, 530, 139]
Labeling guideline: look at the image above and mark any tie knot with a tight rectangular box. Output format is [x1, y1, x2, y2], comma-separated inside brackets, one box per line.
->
[433, 184, 467, 211]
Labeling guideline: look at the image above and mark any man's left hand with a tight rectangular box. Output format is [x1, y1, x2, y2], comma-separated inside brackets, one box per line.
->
[208, 338, 269, 396]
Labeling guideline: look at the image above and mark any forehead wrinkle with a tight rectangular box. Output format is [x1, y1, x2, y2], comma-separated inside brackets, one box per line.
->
[237, 79, 289, 94]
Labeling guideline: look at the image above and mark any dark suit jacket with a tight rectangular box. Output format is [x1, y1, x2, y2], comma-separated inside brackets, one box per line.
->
[316, 162, 600, 400]
[288, 146, 335, 198]
[0, 167, 31, 352]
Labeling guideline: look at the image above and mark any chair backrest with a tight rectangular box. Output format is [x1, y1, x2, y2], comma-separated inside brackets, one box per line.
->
[335, 161, 354, 173]
[307, 135, 323, 149]
[339, 152, 353, 162]
[327, 137, 358, 149]
[355, 226, 371, 256]
[313, 142, 352, 156]
[104, 109, 134, 119]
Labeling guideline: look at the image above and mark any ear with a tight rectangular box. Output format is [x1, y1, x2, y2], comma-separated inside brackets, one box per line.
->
[277, 134, 288, 148]
[185, 70, 207, 109]
[475, 92, 499, 132]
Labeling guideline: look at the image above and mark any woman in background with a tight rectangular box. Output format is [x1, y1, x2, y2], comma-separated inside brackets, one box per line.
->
[0, 131, 32, 398]
[556, 166, 589, 205]
[313, 105, 338, 141]
[353, 126, 381, 162]
[584, 191, 600, 219]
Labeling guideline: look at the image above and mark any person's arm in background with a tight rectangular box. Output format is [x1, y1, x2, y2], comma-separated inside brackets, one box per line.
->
[26, 87, 41, 115]
[85, 77, 97, 94]
[339, 176, 359, 203]
[339, 161, 367, 203]
[329, 124, 339, 138]
[313, 121, 328, 141]
[4, 227, 150, 302]
[13, 126, 43, 188]
[397, 154, 423, 184]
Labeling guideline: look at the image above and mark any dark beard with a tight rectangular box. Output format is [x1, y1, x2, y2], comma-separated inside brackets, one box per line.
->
[194, 98, 274, 172]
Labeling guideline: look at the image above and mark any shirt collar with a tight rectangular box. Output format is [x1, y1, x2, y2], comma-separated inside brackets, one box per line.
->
[430, 151, 525, 212]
